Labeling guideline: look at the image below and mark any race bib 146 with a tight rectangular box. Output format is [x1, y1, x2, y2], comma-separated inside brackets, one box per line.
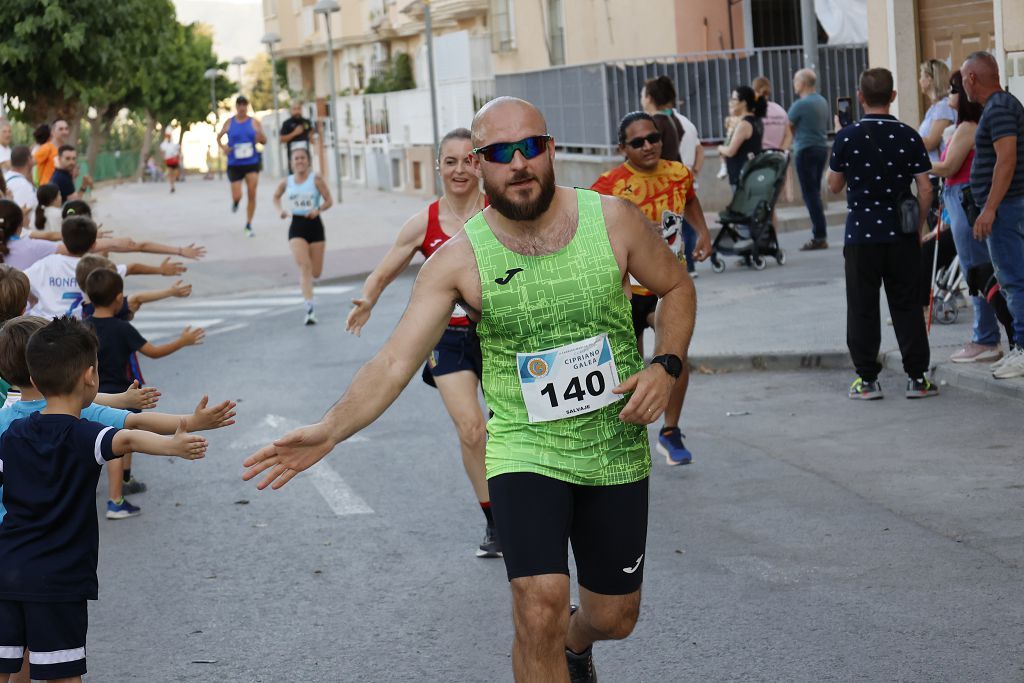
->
[517, 334, 622, 423]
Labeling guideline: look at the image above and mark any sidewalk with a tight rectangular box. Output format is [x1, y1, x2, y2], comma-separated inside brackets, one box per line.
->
[93, 179, 1021, 401]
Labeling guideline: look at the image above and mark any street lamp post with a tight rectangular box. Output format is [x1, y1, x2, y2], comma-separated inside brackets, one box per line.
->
[425, 0, 441, 196]
[204, 68, 221, 179]
[230, 56, 247, 92]
[314, 0, 343, 203]
[262, 32, 285, 178]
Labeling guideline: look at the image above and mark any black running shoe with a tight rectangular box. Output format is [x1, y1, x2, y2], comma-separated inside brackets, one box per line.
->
[476, 524, 502, 558]
[905, 376, 939, 399]
[566, 646, 598, 683]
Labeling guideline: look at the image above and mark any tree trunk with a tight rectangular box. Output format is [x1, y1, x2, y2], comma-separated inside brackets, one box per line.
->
[84, 106, 115, 183]
[133, 112, 156, 182]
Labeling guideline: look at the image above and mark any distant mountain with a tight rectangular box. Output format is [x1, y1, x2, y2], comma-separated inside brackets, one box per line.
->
[174, 0, 264, 62]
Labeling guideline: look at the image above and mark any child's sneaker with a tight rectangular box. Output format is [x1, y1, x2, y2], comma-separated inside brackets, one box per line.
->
[106, 497, 141, 519]
[848, 377, 883, 400]
[122, 477, 147, 494]
[905, 376, 939, 398]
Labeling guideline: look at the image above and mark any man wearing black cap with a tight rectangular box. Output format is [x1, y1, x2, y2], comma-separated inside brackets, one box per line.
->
[217, 95, 266, 236]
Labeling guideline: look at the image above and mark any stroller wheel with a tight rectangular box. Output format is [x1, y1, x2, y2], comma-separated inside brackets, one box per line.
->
[935, 298, 959, 325]
[711, 255, 725, 273]
[752, 255, 767, 271]
[775, 250, 787, 265]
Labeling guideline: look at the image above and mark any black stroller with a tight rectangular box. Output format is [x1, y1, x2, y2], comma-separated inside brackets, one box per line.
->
[709, 150, 790, 272]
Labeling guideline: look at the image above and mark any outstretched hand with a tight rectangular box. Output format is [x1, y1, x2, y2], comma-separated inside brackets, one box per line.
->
[190, 395, 237, 431]
[612, 365, 675, 425]
[171, 418, 208, 460]
[242, 422, 336, 490]
[346, 298, 374, 336]
[124, 380, 161, 411]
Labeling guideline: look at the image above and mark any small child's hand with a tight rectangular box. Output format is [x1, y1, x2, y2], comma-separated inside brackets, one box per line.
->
[98, 229, 115, 239]
[124, 380, 161, 410]
[191, 395, 237, 431]
[159, 257, 187, 276]
[170, 280, 192, 298]
[181, 325, 205, 346]
[179, 243, 206, 260]
[172, 418, 208, 461]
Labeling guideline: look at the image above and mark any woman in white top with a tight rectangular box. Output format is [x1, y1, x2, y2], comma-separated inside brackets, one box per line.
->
[273, 147, 333, 325]
[918, 60, 957, 164]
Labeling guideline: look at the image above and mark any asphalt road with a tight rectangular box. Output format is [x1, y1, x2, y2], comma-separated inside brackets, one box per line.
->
[87, 273, 1024, 682]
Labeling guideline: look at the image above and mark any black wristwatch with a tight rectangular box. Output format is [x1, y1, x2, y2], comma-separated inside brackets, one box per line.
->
[650, 354, 683, 379]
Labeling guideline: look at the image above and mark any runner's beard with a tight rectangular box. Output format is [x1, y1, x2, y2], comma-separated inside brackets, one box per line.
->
[484, 164, 556, 222]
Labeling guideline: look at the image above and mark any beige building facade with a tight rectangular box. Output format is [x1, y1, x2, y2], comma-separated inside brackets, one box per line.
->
[866, 0, 1023, 124]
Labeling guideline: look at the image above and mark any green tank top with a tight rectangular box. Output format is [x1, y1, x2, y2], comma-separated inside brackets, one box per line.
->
[464, 188, 650, 486]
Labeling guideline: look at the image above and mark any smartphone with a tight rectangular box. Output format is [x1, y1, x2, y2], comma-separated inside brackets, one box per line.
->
[836, 96, 853, 128]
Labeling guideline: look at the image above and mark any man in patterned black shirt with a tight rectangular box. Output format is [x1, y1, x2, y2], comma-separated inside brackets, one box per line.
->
[827, 68, 937, 400]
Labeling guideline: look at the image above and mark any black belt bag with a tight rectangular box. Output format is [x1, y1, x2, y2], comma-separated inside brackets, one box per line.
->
[960, 184, 981, 226]
[864, 124, 920, 235]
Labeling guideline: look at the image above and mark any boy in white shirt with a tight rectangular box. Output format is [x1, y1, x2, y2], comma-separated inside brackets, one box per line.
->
[24, 216, 184, 319]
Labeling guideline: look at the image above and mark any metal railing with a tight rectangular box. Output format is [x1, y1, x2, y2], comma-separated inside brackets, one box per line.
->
[495, 44, 868, 152]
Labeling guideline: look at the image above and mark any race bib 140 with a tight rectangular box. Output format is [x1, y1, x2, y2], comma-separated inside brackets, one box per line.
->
[517, 334, 622, 423]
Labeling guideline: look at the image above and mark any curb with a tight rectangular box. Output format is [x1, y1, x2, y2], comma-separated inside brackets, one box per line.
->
[689, 351, 852, 373]
[881, 350, 1024, 402]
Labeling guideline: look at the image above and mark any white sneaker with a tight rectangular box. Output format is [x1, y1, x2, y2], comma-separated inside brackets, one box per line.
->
[991, 348, 1015, 371]
[992, 346, 1024, 379]
[304, 310, 318, 326]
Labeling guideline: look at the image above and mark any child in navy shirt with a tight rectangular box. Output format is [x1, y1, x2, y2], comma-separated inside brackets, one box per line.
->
[0, 317, 208, 682]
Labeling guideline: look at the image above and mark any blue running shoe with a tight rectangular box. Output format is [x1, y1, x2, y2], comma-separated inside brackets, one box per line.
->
[656, 427, 692, 466]
[105, 497, 141, 520]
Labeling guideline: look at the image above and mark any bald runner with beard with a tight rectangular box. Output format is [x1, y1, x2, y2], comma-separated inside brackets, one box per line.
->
[243, 97, 697, 682]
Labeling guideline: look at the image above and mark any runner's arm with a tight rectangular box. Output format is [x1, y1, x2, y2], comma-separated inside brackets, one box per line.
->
[217, 121, 231, 152]
[682, 195, 712, 261]
[605, 197, 696, 425]
[244, 250, 460, 489]
[273, 179, 287, 217]
[254, 119, 267, 145]
[346, 211, 428, 335]
[312, 175, 333, 213]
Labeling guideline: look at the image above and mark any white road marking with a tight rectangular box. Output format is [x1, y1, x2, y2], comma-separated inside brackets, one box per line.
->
[308, 462, 374, 516]
[132, 308, 272, 318]
[133, 318, 223, 331]
[164, 297, 308, 307]
[204, 322, 248, 337]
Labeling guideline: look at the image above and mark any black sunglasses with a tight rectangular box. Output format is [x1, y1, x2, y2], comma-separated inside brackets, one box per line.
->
[473, 135, 551, 164]
[626, 132, 662, 149]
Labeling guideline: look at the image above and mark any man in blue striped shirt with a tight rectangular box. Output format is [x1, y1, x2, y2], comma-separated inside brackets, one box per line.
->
[963, 51, 1024, 379]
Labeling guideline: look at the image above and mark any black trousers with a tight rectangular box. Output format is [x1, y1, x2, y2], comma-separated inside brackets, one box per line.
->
[844, 240, 930, 381]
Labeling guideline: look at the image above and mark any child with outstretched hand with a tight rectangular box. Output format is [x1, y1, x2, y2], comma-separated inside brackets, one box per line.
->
[0, 317, 208, 683]
[0, 316, 234, 519]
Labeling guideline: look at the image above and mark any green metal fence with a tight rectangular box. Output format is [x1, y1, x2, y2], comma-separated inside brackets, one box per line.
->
[78, 150, 141, 183]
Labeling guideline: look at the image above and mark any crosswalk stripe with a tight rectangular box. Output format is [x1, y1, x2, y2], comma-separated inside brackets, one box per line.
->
[133, 308, 272, 319]
[133, 318, 223, 331]
[308, 462, 374, 516]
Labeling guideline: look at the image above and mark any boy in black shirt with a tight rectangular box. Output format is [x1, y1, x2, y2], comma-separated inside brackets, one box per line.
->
[84, 269, 204, 493]
[0, 317, 207, 682]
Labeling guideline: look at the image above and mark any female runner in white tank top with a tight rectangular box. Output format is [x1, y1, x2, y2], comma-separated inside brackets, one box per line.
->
[273, 147, 333, 325]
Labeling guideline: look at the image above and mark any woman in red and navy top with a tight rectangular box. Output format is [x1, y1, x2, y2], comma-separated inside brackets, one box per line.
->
[346, 128, 500, 558]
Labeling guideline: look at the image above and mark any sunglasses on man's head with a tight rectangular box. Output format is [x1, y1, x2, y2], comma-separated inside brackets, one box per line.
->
[626, 132, 662, 149]
[473, 135, 551, 164]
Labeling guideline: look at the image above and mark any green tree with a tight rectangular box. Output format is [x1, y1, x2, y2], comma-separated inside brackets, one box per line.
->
[365, 52, 416, 94]
[245, 53, 276, 112]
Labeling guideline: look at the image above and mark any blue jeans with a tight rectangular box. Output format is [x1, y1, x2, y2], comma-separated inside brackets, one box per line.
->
[682, 219, 697, 272]
[987, 195, 1024, 344]
[943, 184, 1000, 345]
[795, 146, 829, 240]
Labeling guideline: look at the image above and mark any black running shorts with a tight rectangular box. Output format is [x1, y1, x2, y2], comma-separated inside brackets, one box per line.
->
[227, 162, 261, 182]
[288, 215, 325, 243]
[488, 473, 649, 595]
[630, 293, 658, 337]
[0, 600, 88, 680]
[421, 326, 482, 388]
